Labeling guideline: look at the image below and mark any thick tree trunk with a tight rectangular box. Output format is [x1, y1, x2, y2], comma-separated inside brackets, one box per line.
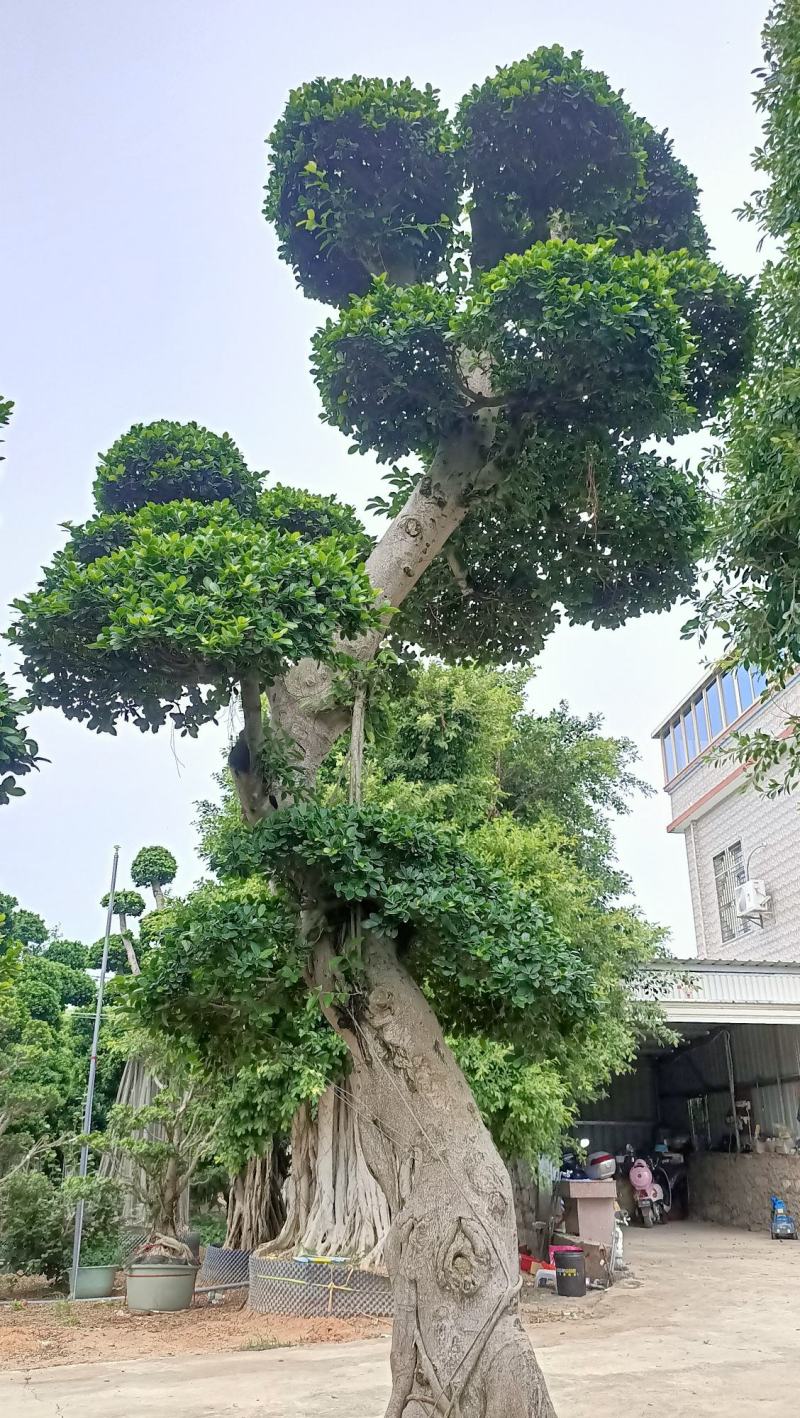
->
[256, 1084, 392, 1266]
[312, 933, 556, 1418]
[251, 412, 554, 1412]
[225, 1148, 286, 1251]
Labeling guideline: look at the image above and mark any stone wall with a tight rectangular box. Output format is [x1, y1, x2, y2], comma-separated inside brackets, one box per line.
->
[689, 1152, 800, 1230]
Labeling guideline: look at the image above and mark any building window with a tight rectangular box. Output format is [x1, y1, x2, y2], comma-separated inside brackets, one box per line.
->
[713, 842, 751, 943]
[735, 666, 754, 713]
[720, 671, 738, 725]
[663, 731, 675, 781]
[673, 718, 687, 771]
[706, 679, 723, 737]
[694, 694, 709, 749]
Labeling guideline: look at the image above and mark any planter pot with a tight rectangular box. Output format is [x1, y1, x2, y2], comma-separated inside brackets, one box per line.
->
[125, 1262, 197, 1313]
[70, 1264, 118, 1299]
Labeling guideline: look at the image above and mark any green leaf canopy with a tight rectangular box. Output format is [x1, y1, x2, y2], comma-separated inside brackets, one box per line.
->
[9, 426, 382, 735]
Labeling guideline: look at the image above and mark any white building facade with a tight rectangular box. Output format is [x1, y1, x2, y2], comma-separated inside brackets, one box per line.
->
[654, 667, 800, 964]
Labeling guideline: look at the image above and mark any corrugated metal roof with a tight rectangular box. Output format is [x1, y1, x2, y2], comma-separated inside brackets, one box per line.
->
[641, 958, 800, 1022]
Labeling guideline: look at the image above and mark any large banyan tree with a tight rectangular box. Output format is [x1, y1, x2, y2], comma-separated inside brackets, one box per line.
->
[9, 46, 752, 1418]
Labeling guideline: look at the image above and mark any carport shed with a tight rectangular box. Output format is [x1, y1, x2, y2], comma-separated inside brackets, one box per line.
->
[579, 961, 800, 1229]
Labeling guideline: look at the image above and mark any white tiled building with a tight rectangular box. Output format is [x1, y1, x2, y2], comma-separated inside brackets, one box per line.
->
[653, 667, 800, 964]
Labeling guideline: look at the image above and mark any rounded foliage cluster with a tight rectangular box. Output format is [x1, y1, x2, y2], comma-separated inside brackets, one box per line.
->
[313, 280, 464, 461]
[265, 76, 461, 304]
[313, 243, 752, 465]
[458, 46, 646, 267]
[395, 435, 709, 661]
[93, 421, 261, 515]
[611, 125, 708, 255]
[10, 426, 380, 736]
[43, 938, 90, 970]
[131, 845, 178, 889]
[87, 933, 140, 974]
[103, 889, 146, 919]
[465, 242, 694, 438]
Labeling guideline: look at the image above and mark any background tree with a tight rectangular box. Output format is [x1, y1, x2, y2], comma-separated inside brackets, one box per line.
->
[696, 1, 800, 792]
[0, 400, 43, 806]
[0, 892, 107, 1178]
[9, 45, 752, 1418]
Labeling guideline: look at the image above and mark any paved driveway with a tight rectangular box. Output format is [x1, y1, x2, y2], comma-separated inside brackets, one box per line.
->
[3, 1224, 798, 1416]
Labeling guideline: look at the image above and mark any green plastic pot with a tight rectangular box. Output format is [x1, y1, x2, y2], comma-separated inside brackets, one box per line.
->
[125, 1261, 197, 1312]
[70, 1264, 117, 1299]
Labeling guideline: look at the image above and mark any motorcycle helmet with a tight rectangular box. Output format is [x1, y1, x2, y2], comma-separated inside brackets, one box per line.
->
[586, 1151, 616, 1180]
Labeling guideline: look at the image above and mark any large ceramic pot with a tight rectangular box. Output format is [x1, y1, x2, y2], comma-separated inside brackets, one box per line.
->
[125, 1261, 197, 1312]
[70, 1264, 117, 1299]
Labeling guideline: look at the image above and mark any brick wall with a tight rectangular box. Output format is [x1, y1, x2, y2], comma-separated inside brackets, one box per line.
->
[689, 1152, 800, 1231]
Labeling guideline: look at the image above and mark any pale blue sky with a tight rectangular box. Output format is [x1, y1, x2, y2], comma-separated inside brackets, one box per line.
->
[0, 0, 771, 950]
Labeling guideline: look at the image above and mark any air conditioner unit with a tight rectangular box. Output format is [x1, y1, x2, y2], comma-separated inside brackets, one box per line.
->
[735, 878, 770, 917]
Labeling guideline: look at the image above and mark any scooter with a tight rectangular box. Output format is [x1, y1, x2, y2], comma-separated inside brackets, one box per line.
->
[628, 1157, 666, 1227]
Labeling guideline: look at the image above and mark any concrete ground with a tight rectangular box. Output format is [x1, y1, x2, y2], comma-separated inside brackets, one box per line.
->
[2, 1223, 798, 1416]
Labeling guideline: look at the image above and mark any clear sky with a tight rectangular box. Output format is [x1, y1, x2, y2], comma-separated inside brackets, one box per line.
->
[0, 0, 770, 951]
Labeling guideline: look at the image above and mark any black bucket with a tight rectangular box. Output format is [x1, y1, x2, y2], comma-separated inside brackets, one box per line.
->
[552, 1245, 586, 1298]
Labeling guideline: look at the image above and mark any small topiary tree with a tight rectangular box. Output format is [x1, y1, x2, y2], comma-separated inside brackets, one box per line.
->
[10, 45, 754, 1416]
[100, 890, 146, 975]
[131, 846, 178, 908]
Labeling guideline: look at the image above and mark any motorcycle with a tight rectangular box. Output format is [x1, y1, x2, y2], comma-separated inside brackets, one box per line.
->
[628, 1156, 667, 1227]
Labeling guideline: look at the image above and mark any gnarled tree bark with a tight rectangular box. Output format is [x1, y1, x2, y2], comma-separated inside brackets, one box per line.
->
[225, 1147, 287, 1251]
[256, 1084, 392, 1267]
[309, 932, 556, 1418]
[242, 412, 557, 1415]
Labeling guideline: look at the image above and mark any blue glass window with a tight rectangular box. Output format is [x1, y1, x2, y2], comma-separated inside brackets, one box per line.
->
[736, 666, 754, 712]
[663, 731, 676, 781]
[750, 666, 768, 697]
[673, 719, 687, 771]
[694, 696, 709, 749]
[706, 679, 723, 737]
[683, 707, 698, 760]
[721, 672, 738, 724]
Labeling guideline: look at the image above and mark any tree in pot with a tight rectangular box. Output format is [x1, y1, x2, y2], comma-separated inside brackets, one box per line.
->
[63, 1175, 125, 1297]
[9, 44, 754, 1415]
[94, 1083, 220, 1309]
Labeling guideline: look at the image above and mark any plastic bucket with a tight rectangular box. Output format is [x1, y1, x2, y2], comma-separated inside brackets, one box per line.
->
[551, 1245, 586, 1298]
[70, 1264, 117, 1299]
[125, 1262, 197, 1312]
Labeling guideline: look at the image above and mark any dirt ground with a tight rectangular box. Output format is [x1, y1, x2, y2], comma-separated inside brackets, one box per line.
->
[0, 1287, 389, 1369]
[1, 1223, 798, 1415]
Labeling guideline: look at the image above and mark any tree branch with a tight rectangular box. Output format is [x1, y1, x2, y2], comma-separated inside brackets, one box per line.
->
[259, 409, 502, 795]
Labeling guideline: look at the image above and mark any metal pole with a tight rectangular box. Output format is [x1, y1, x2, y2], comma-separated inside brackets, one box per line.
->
[69, 846, 119, 1299]
[723, 1030, 741, 1154]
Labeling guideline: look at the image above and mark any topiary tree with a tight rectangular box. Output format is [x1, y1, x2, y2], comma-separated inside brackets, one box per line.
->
[131, 845, 178, 908]
[101, 889, 146, 975]
[9, 45, 753, 1415]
